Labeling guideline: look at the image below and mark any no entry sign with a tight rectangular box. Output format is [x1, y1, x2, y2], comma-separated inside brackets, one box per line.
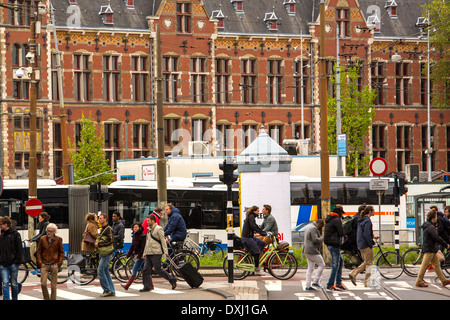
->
[25, 198, 43, 217]
[369, 157, 388, 176]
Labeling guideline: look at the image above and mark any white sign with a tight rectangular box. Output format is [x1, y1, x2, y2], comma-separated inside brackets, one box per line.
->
[142, 164, 155, 181]
[369, 178, 389, 191]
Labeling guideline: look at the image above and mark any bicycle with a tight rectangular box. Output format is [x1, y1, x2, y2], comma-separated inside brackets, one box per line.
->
[402, 246, 450, 277]
[67, 249, 128, 285]
[184, 233, 224, 260]
[223, 234, 298, 280]
[18, 240, 68, 285]
[340, 239, 404, 280]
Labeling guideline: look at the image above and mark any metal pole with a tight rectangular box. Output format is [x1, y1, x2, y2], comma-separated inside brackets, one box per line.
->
[155, 24, 167, 222]
[227, 180, 233, 283]
[336, 23, 343, 176]
[426, 12, 432, 182]
[319, 0, 331, 262]
[28, 0, 38, 241]
[51, 5, 70, 185]
[300, 31, 304, 140]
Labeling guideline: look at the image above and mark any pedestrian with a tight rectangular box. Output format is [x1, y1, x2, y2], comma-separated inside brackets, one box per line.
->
[416, 209, 450, 287]
[142, 208, 162, 234]
[0, 216, 22, 300]
[36, 223, 64, 300]
[259, 204, 278, 245]
[349, 205, 379, 287]
[112, 212, 125, 250]
[432, 205, 450, 251]
[324, 204, 345, 291]
[141, 215, 177, 292]
[241, 206, 267, 275]
[81, 213, 99, 253]
[121, 222, 146, 290]
[95, 213, 115, 297]
[30, 211, 51, 274]
[341, 204, 365, 252]
[303, 219, 325, 290]
[164, 204, 187, 243]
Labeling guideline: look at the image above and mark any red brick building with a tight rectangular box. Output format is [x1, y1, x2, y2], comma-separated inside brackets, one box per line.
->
[0, 0, 448, 181]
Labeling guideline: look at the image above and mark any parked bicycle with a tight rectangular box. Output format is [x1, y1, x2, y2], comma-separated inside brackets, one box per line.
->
[184, 233, 225, 260]
[402, 246, 450, 277]
[18, 240, 68, 284]
[67, 249, 128, 285]
[223, 234, 298, 280]
[341, 239, 404, 280]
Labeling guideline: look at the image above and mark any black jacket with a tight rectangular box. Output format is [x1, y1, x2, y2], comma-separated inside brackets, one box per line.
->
[0, 227, 23, 266]
[422, 221, 448, 253]
[242, 213, 267, 239]
[436, 212, 450, 245]
[324, 213, 344, 248]
[126, 229, 146, 260]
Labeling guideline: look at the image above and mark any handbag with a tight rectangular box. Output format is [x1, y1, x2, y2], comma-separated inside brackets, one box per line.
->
[436, 250, 445, 262]
[83, 231, 96, 246]
[96, 227, 114, 257]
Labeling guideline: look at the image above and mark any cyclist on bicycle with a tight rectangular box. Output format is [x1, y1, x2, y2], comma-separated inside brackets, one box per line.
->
[164, 204, 187, 256]
[242, 206, 267, 275]
[258, 204, 278, 245]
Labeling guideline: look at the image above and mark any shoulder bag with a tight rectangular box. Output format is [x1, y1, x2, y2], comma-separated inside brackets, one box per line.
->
[83, 227, 96, 246]
[96, 226, 114, 257]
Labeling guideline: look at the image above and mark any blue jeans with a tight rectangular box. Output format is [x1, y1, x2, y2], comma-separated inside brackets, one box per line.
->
[98, 253, 115, 294]
[131, 258, 145, 276]
[326, 246, 343, 288]
[0, 264, 19, 300]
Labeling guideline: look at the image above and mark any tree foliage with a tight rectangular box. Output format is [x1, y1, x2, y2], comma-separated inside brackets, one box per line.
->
[327, 64, 376, 176]
[422, 0, 450, 109]
[68, 114, 114, 185]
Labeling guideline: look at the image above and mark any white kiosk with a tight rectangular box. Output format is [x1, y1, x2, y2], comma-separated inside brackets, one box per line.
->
[237, 127, 293, 244]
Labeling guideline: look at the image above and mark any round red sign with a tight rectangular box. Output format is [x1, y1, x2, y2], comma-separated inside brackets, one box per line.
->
[25, 198, 43, 217]
[369, 157, 388, 176]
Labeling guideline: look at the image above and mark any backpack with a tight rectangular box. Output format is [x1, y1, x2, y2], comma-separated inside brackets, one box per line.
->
[342, 216, 355, 235]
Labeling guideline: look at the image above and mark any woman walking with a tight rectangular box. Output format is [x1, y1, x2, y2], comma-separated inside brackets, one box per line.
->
[121, 222, 146, 290]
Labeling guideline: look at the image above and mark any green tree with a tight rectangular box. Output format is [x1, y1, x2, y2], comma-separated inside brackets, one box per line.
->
[422, 0, 450, 109]
[328, 64, 376, 176]
[69, 114, 114, 185]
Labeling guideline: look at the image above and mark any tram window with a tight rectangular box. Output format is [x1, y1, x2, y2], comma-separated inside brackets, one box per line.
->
[330, 183, 344, 204]
[345, 183, 378, 204]
[175, 202, 202, 229]
[307, 183, 321, 205]
[291, 183, 307, 205]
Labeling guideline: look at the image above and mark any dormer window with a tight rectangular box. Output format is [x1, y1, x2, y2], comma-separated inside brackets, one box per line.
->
[283, 0, 296, 15]
[99, 1, 114, 25]
[385, 0, 397, 18]
[367, 14, 381, 33]
[211, 6, 225, 29]
[125, 0, 134, 8]
[231, 0, 243, 13]
[264, 8, 278, 31]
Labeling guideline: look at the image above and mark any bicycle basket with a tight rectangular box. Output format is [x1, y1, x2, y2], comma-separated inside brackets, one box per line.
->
[21, 246, 32, 264]
[276, 241, 290, 251]
[67, 254, 86, 268]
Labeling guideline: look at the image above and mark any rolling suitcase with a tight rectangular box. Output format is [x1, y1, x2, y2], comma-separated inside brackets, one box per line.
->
[169, 258, 204, 288]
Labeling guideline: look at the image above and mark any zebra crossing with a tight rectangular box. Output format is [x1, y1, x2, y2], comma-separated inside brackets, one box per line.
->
[17, 279, 186, 300]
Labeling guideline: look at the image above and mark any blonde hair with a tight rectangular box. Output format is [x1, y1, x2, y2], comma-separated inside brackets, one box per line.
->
[46, 223, 58, 233]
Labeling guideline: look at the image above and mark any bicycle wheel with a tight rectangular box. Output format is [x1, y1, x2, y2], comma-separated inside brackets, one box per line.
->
[222, 250, 252, 280]
[268, 251, 298, 280]
[402, 248, 423, 277]
[441, 251, 450, 277]
[376, 251, 403, 279]
[205, 244, 225, 260]
[169, 251, 200, 281]
[112, 253, 129, 283]
[125, 257, 143, 283]
[68, 256, 97, 285]
[18, 263, 29, 284]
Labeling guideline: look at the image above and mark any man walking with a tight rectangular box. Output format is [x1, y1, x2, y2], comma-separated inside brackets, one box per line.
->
[303, 219, 325, 290]
[36, 223, 64, 300]
[95, 213, 115, 297]
[324, 205, 345, 291]
[0, 216, 22, 300]
[141, 215, 177, 292]
[349, 205, 378, 287]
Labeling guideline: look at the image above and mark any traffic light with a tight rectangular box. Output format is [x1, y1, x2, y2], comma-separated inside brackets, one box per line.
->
[90, 182, 113, 202]
[219, 160, 238, 185]
[398, 177, 408, 196]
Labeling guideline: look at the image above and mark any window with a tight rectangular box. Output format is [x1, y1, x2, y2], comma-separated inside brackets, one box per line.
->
[8, 0, 31, 26]
[192, 119, 207, 141]
[372, 124, 386, 159]
[241, 58, 257, 104]
[269, 124, 283, 145]
[131, 55, 148, 102]
[104, 123, 121, 148]
[190, 57, 207, 103]
[395, 62, 411, 106]
[13, 114, 43, 170]
[74, 54, 90, 101]
[294, 59, 310, 104]
[242, 124, 258, 148]
[336, 8, 350, 37]
[176, 2, 191, 33]
[164, 118, 181, 146]
[12, 80, 29, 99]
[268, 59, 283, 104]
[163, 56, 179, 102]
[216, 124, 232, 156]
[51, 53, 60, 101]
[103, 55, 120, 102]
[396, 125, 412, 171]
[215, 58, 230, 104]
[371, 61, 385, 105]
[132, 123, 149, 158]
